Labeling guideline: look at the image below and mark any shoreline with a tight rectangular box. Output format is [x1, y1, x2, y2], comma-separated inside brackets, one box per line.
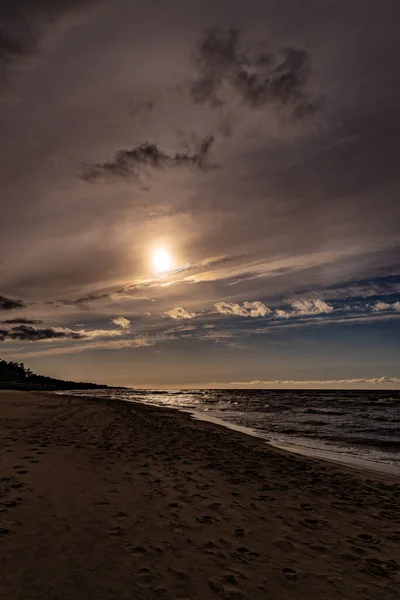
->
[187, 409, 400, 479]
[1, 390, 399, 599]
[55, 389, 400, 480]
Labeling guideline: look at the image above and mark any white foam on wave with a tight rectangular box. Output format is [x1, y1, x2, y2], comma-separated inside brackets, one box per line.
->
[188, 409, 400, 478]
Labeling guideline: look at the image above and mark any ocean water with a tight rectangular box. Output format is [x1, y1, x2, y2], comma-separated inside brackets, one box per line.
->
[59, 388, 400, 475]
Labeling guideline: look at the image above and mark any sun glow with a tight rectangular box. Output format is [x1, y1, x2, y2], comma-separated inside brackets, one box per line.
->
[152, 249, 173, 273]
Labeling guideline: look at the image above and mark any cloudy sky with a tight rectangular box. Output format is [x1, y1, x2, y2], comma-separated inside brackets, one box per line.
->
[1, 0, 400, 388]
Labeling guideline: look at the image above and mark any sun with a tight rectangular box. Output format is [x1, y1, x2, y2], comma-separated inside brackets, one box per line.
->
[152, 249, 173, 273]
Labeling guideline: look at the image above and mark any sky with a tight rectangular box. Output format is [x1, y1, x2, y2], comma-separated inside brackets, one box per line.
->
[1, 0, 400, 389]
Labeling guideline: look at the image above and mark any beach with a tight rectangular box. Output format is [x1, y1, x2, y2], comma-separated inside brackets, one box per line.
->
[1, 390, 399, 599]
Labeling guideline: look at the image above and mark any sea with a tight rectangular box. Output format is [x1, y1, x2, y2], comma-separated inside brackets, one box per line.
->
[58, 388, 400, 476]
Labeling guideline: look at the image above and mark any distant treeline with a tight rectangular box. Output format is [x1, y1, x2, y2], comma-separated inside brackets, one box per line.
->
[0, 359, 108, 390]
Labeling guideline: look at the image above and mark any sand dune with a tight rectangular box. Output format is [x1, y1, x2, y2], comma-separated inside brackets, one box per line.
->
[1, 390, 399, 599]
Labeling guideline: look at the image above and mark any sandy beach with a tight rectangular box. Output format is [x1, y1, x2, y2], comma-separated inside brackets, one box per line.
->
[1, 390, 399, 599]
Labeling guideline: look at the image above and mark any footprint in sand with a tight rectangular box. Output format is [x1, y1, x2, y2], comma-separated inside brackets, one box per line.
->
[282, 567, 298, 581]
[231, 547, 260, 564]
[300, 517, 327, 530]
[131, 545, 147, 555]
[202, 540, 218, 552]
[10, 482, 24, 490]
[357, 533, 380, 546]
[209, 578, 245, 599]
[109, 526, 124, 536]
[359, 558, 398, 577]
[137, 569, 154, 588]
[196, 515, 219, 524]
[234, 528, 245, 539]
[4, 499, 22, 508]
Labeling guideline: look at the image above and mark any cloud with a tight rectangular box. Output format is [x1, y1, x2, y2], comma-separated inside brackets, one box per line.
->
[82, 135, 215, 181]
[290, 298, 334, 316]
[1, 325, 85, 342]
[0, 294, 25, 311]
[1, 318, 43, 325]
[0, 0, 98, 68]
[111, 316, 131, 329]
[190, 27, 316, 118]
[129, 99, 154, 116]
[200, 330, 236, 343]
[252, 311, 400, 335]
[0, 324, 123, 343]
[215, 377, 400, 387]
[55, 253, 237, 307]
[272, 299, 333, 319]
[164, 307, 196, 320]
[372, 301, 391, 312]
[180, 248, 359, 288]
[372, 300, 400, 312]
[5, 336, 155, 358]
[79, 328, 123, 339]
[319, 278, 400, 302]
[0, 29, 25, 63]
[214, 300, 271, 317]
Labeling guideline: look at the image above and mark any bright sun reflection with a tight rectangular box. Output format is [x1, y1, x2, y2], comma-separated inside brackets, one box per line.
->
[152, 249, 173, 273]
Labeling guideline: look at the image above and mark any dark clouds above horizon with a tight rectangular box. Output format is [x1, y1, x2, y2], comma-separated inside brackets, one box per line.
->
[0, 0, 399, 386]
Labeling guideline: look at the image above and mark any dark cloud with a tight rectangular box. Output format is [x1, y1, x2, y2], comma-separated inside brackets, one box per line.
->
[190, 27, 316, 118]
[1, 318, 43, 325]
[50, 290, 113, 308]
[0, 29, 25, 63]
[3, 324, 84, 341]
[1, 0, 88, 17]
[82, 135, 215, 181]
[0, 0, 97, 68]
[129, 99, 154, 117]
[0, 294, 25, 311]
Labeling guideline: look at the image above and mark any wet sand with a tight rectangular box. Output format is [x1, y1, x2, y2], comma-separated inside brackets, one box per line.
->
[1, 390, 399, 599]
